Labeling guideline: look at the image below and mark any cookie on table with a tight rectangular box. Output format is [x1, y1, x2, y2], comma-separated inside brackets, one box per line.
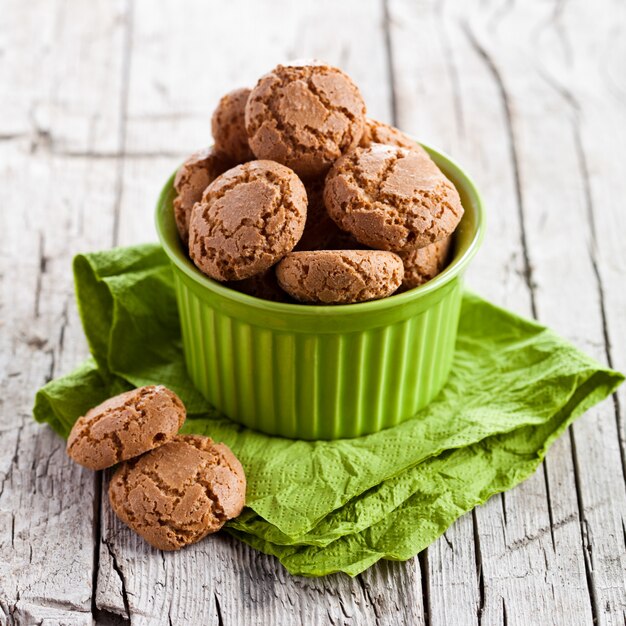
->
[109, 434, 246, 551]
[245, 60, 366, 178]
[399, 235, 453, 290]
[324, 144, 464, 251]
[359, 118, 429, 159]
[276, 250, 403, 304]
[211, 87, 255, 163]
[173, 148, 233, 244]
[189, 160, 307, 281]
[67, 385, 186, 470]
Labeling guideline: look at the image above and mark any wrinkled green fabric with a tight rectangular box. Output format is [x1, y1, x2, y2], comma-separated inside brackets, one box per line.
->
[33, 244, 623, 577]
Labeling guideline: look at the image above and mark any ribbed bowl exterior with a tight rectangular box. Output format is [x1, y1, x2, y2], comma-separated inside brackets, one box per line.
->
[175, 270, 464, 439]
[156, 143, 484, 440]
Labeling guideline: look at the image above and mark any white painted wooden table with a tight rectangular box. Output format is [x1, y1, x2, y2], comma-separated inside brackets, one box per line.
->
[1, 0, 625, 624]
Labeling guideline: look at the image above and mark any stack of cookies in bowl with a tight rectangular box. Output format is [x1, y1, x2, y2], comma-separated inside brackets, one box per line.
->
[173, 60, 464, 305]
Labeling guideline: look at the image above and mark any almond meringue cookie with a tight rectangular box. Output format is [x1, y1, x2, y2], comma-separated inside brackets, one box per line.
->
[245, 61, 366, 178]
[108, 434, 246, 550]
[188, 160, 307, 281]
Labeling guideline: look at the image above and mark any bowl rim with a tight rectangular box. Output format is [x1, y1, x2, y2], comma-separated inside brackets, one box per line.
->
[155, 142, 485, 317]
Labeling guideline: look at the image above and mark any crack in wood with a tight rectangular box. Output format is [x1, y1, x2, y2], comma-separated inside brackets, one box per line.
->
[382, 0, 398, 127]
[0, 105, 188, 161]
[58, 300, 68, 354]
[44, 347, 55, 384]
[13, 595, 92, 614]
[569, 429, 600, 624]
[572, 117, 626, 487]
[29, 128, 54, 155]
[418, 550, 431, 626]
[4, 590, 20, 624]
[441, 531, 454, 552]
[112, 0, 135, 247]
[325, 607, 340, 626]
[472, 509, 485, 625]
[92, 472, 103, 622]
[64, 149, 188, 159]
[0, 129, 188, 159]
[0, 132, 25, 141]
[94, 607, 131, 625]
[356, 575, 381, 621]
[0, 417, 25, 500]
[542, 463, 557, 551]
[535, 64, 580, 114]
[214, 592, 224, 626]
[4, 592, 96, 625]
[103, 537, 131, 622]
[507, 512, 577, 552]
[34, 232, 46, 318]
[462, 20, 538, 318]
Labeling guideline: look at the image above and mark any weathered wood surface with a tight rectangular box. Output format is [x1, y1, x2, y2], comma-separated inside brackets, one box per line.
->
[0, 0, 624, 624]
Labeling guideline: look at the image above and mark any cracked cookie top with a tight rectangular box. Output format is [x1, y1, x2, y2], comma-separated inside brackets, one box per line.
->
[245, 61, 366, 178]
[211, 87, 255, 163]
[173, 147, 233, 244]
[188, 160, 307, 281]
[66, 385, 186, 470]
[276, 250, 404, 304]
[324, 144, 464, 251]
[108, 434, 246, 551]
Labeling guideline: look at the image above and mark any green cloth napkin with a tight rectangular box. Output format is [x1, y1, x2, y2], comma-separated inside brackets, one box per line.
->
[33, 244, 623, 577]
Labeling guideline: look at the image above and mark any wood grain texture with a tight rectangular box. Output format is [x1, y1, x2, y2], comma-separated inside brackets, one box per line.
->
[0, 0, 127, 624]
[0, 0, 624, 624]
[386, 3, 594, 624]
[388, 1, 626, 624]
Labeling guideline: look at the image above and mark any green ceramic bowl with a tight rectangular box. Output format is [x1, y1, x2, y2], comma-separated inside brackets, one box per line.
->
[155, 144, 485, 440]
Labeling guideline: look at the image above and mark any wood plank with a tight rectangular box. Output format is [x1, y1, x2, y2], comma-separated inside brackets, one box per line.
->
[98, 507, 425, 626]
[387, 0, 602, 624]
[459, 6, 598, 620]
[98, 1, 426, 624]
[459, 1, 626, 622]
[0, 0, 128, 623]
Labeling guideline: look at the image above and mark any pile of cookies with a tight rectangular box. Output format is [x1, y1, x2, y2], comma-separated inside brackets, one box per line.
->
[66, 385, 246, 550]
[173, 60, 464, 304]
